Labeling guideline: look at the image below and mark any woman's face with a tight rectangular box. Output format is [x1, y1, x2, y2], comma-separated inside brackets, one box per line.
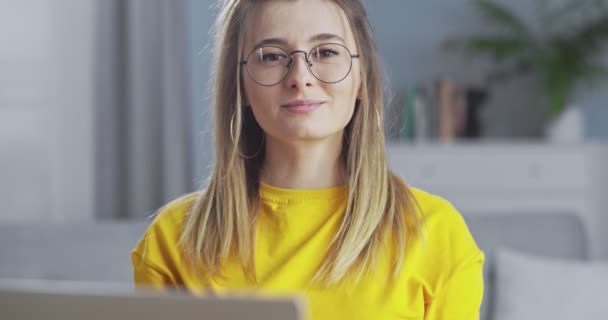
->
[242, 0, 362, 143]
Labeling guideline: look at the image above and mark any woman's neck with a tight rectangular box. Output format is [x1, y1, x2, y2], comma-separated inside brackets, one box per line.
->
[260, 134, 345, 190]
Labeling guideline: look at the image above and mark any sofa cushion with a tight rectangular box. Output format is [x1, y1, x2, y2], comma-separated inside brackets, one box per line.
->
[464, 213, 588, 320]
[494, 248, 608, 320]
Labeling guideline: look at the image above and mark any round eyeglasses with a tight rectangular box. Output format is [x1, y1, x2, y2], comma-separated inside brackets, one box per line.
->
[240, 43, 360, 86]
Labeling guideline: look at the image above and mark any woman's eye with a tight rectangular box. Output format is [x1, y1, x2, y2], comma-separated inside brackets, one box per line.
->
[319, 49, 338, 57]
[262, 53, 287, 62]
[313, 48, 340, 60]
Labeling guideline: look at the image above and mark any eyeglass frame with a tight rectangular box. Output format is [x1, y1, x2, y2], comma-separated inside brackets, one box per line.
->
[239, 42, 360, 86]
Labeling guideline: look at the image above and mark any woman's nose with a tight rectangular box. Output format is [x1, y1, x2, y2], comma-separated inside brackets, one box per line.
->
[285, 53, 314, 88]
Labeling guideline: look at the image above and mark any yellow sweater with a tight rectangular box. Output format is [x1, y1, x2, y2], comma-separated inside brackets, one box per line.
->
[132, 183, 484, 320]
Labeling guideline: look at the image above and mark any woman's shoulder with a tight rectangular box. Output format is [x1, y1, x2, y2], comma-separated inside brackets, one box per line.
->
[132, 192, 200, 267]
[407, 186, 465, 228]
[131, 193, 201, 285]
[407, 186, 450, 211]
[406, 185, 482, 262]
[149, 192, 200, 228]
[133, 192, 200, 254]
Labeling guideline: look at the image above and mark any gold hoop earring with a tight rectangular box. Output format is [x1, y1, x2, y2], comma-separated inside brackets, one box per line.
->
[230, 111, 237, 145]
[240, 134, 265, 159]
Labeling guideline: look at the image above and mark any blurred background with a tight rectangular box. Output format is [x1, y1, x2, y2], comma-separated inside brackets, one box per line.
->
[1, 0, 607, 318]
[2, 0, 607, 221]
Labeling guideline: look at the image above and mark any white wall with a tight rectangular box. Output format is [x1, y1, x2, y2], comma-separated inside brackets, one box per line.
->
[0, 0, 94, 222]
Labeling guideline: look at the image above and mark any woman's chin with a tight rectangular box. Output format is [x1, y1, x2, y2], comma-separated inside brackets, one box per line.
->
[270, 127, 343, 143]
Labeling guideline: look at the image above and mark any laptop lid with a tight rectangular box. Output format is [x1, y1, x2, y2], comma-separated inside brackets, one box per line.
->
[0, 279, 304, 320]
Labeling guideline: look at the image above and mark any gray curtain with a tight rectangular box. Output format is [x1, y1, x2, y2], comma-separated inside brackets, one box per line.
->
[94, 0, 193, 220]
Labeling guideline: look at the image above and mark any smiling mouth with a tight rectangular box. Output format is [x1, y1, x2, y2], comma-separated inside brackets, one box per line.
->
[281, 99, 325, 114]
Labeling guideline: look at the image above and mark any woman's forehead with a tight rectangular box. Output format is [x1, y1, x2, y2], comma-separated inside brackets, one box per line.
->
[244, 0, 356, 51]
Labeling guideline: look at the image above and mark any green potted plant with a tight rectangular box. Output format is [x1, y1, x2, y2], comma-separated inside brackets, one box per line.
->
[444, 0, 608, 138]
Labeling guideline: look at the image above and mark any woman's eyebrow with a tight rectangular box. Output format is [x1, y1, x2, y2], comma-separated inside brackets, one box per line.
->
[252, 33, 346, 49]
[309, 33, 345, 44]
[253, 37, 289, 48]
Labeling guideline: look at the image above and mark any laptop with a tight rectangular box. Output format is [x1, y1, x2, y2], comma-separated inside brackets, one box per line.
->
[0, 279, 304, 320]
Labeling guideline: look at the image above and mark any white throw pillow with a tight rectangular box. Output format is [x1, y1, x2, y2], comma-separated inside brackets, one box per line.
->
[494, 248, 608, 320]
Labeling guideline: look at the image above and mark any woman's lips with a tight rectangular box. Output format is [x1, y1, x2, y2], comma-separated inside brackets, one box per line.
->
[281, 99, 325, 114]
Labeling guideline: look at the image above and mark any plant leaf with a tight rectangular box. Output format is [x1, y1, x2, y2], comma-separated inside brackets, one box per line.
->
[538, 56, 577, 118]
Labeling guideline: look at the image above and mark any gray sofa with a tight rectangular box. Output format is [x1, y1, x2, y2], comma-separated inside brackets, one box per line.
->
[0, 213, 589, 320]
[0, 221, 148, 283]
[465, 213, 588, 320]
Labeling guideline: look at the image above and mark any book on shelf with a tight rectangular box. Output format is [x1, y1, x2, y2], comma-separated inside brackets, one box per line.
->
[396, 79, 486, 142]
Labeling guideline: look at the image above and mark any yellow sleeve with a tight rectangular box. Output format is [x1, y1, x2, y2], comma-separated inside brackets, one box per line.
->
[410, 188, 485, 320]
[131, 250, 173, 289]
[130, 199, 191, 289]
[424, 250, 485, 320]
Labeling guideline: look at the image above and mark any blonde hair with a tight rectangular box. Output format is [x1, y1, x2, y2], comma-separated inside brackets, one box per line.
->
[180, 0, 422, 286]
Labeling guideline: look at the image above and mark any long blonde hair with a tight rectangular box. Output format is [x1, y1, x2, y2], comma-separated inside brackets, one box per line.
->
[180, 0, 422, 286]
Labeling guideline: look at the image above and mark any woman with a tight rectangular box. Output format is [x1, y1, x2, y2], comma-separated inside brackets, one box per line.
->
[132, 0, 485, 319]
